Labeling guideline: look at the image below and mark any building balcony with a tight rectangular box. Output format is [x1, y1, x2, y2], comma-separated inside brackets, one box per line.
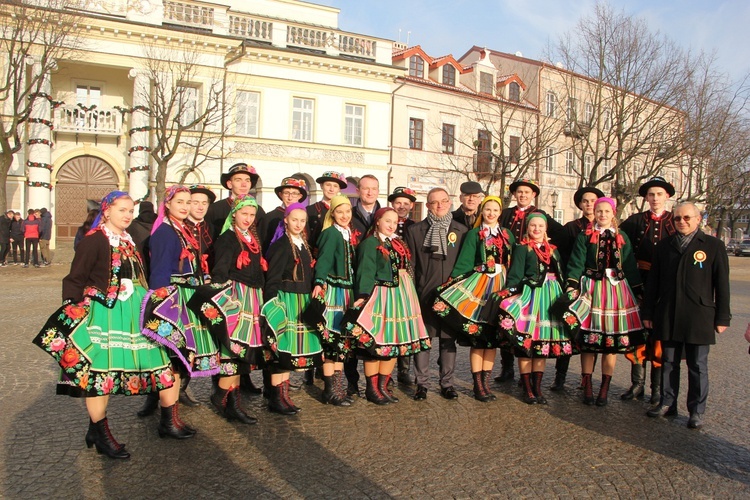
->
[53, 106, 124, 137]
[563, 120, 591, 139]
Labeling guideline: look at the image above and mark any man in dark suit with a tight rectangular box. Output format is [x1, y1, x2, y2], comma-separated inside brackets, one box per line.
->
[642, 202, 731, 429]
[404, 187, 468, 400]
[452, 181, 483, 228]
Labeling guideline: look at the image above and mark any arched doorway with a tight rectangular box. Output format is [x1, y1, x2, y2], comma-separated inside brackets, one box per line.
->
[55, 155, 118, 239]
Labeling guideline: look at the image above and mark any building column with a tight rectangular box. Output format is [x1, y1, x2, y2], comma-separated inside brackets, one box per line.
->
[127, 68, 151, 207]
[27, 61, 53, 211]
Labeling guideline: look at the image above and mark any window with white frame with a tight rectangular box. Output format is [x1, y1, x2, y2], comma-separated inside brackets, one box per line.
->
[409, 118, 423, 150]
[344, 104, 364, 146]
[546, 91, 557, 117]
[292, 97, 314, 141]
[585, 102, 594, 125]
[602, 158, 610, 174]
[566, 151, 575, 174]
[584, 154, 593, 176]
[442, 123, 455, 154]
[554, 209, 564, 225]
[177, 85, 199, 127]
[602, 109, 611, 131]
[567, 97, 577, 122]
[545, 147, 556, 172]
[442, 65, 456, 86]
[235, 90, 259, 136]
[409, 55, 424, 78]
[76, 84, 101, 107]
[479, 72, 494, 94]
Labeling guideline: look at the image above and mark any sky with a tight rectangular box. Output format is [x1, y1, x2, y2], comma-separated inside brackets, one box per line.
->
[314, 0, 750, 82]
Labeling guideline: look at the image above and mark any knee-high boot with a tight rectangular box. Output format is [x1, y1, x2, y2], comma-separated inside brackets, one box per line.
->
[582, 373, 595, 405]
[596, 374, 612, 407]
[621, 362, 645, 400]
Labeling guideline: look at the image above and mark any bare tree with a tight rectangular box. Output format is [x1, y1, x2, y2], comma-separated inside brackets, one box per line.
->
[547, 1, 689, 214]
[136, 41, 234, 202]
[0, 0, 83, 212]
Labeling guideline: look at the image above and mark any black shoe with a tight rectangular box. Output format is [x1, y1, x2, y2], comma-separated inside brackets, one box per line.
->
[179, 388, 201, 407]
[157, 404, 195, 439]
[494, 368, 515, 383]
[303, 369, 315, 386]
[440, 387, 458, 400]
[687, 412, 703, 429]
[137, 392, 159, 417]
[621, 383, 645, 401]
[549, 372, 566, 392]
[347, 382, 362, 398]
[413, 385, 428, 400]
[240, 374, 263, 394]
[88, 418, 130, 459]
[646, 404, 678, 418]
[397, 372, 413, 386]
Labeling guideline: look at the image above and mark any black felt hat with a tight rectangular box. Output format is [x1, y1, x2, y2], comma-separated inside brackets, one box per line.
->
[388, 186, 417, 203]
[509, 179, 540, 196]
[638, 177, 675, 197]
[220, 163, 260, 189]
[573, 186, 605, 207]
[459, 181, 483, 195]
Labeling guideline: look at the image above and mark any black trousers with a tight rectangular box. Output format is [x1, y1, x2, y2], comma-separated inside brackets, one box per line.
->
[661, 340, 710, 415]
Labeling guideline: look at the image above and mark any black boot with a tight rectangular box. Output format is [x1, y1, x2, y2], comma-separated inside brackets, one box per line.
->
[621, 362, 645, 400]
[268, 384, 297, 415]
[520, 373, 537, 404]
[472, 372, 491, 402]
[136, 392, 159, 417]
[321, 375, 335, 404]
[157, 404, 195, 439]
[596, 374, 612, 407]
[240, 373, 263, 394]
[365, 374, 390, 405]
[179, 374, 201, 407]
[481, 371, 497, 401]
[88, 418, 130, 459]
[550, 356, 570, 391]
[303, 369, 315, 386]
[225, 387, 258, 424]
[582, 373, 595, 405]
[86, 419, 126, 451]
[333, 371, 352, 406]
[378, 374, 399, 403]
[397, 357, 412, 385]
[650, 366, 662, 406]
[262, 369, 272, 399]
[281, 380, 301, 412]
[211, 386, 229, 417]
[493, 351, 515, 383]
[532, 371, 547, 404]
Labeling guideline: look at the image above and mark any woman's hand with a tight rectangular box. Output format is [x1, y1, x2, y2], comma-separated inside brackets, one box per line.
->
[353, 298, 365, 308]
[312, 285, 324, 299]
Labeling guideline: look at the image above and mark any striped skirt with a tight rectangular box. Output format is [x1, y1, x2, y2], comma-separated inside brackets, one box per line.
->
[433, 269, 506, 348]
[320, 284, 353, 362]
[141, 285, 221, 376]
[190, 281, 265, 376]
[33, 283, 175, 397]
[498, 273, 575, 358]
[348, 270, 431, 359]
[261, 291, 323, 371]
[567, 276, 646, 353]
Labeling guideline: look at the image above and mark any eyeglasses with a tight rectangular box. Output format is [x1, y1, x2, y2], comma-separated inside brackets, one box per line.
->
[427, 199, 451, 206]
[673, 216, 694, 222]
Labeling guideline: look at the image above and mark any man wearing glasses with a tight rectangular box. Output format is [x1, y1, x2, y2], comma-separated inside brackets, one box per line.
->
[452, 181, 484, 228]
[620, 176, 677, 406]
[405, 188, 468, 400]
[642, 202, 730, 429]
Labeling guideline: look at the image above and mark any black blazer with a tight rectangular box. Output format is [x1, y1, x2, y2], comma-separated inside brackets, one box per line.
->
[642, 231, 731, 345]
[404, 218, 468, 338]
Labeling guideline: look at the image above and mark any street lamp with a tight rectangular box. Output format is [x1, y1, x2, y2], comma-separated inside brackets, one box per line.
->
[551, 190, 559, 213]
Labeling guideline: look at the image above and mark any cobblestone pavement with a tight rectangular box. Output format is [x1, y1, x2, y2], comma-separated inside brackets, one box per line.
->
[1, 252, 749, 499]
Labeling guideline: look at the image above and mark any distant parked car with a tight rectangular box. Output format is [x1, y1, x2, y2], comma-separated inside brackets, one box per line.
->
[726, 239, 740, 253]
[736, 239, 750, 257]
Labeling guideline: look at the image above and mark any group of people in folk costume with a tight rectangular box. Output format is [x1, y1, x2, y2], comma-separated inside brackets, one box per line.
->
[33, 163, 731, 459]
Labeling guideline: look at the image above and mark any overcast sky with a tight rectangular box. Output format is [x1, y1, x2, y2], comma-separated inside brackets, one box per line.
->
[315, 0, 750, 82]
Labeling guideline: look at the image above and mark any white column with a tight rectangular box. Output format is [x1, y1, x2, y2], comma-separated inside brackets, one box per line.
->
[27, 61, 53, 210]
[127, 68, 151, 207]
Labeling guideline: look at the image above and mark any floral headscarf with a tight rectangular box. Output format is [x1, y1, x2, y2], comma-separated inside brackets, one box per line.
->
[151, 185, 190, 235]
[86, 190, 130, 236]
[221, 195, 259, 235]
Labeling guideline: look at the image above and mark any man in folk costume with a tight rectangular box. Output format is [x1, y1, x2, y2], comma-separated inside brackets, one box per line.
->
[619, 176, 676, 405]
[550, 186, 604, 391]
[495, 179, 564, 383]
[404, 187, 468, 400]
[389, 186, 418, 385]
[307, 171, 347, 254]
[643, 202, 730, 429]
[452, 181, 483, 229]
[205, 163, 265, 243]
[262, 177, 308, 253]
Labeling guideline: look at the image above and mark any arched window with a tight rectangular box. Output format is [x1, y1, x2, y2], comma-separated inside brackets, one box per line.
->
[442, 64, 456, 86]
[409, 55, 424, 78]
[509, 82, 520, 101]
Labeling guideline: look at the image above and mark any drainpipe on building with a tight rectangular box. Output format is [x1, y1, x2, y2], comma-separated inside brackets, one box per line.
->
[220, 43, 246, 198]
[388, 79, 406, 204]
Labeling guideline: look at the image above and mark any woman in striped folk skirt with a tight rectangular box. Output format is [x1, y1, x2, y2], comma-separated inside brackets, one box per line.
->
[345, 208, 430, 405]
[141, 185, 221, 438]
[565, 197, 645, 406]
[261, 203, 323, 415]
[497, 213, 573, 405]
[433, 196, 514, 402]
[311, 195, 361, 406]
[188, 195, 266, 424]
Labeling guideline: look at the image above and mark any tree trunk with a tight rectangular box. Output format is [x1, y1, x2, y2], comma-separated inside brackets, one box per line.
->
[0, 148, 14, 214]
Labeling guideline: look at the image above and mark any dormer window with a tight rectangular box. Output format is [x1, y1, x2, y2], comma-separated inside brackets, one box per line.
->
[442, 65, 456, 86]
[409, 55, 424, 78]
[509, 82, 520, 102]
[479, 72, 493, 94]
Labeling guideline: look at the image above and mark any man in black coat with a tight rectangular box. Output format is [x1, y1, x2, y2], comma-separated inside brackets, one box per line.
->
[642, 203, 731, 429]
[205, 163, 266, 243]
[404, 187, 468, 400]
[452, 181, 483, 228]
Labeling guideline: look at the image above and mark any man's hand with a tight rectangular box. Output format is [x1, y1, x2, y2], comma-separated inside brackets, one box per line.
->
[643, 320, 653, 329]
[716, 325, 727, 334]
